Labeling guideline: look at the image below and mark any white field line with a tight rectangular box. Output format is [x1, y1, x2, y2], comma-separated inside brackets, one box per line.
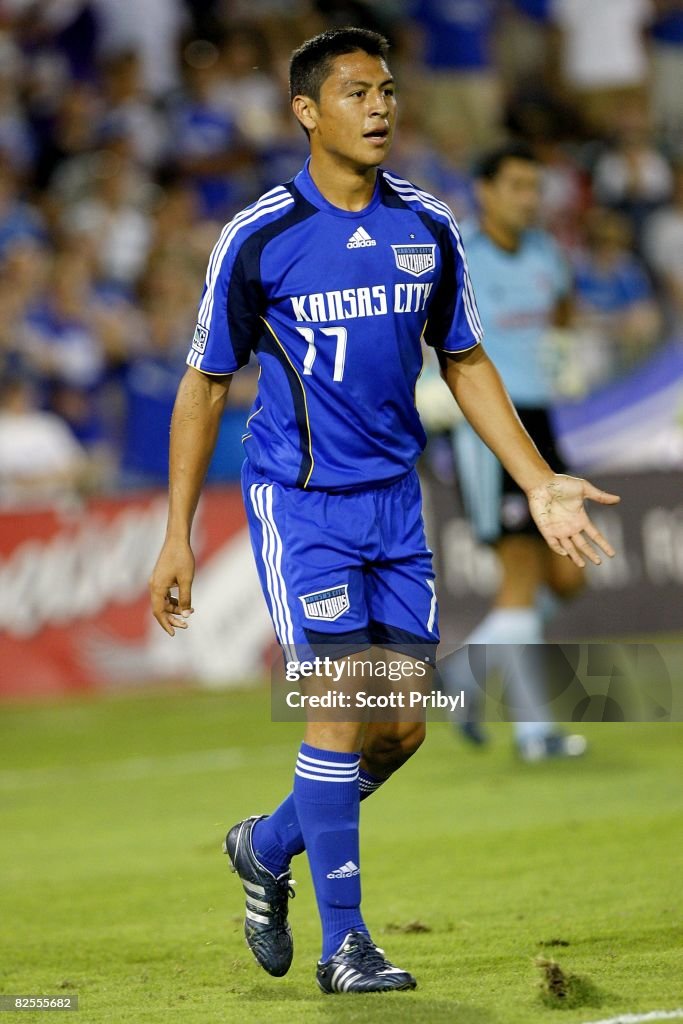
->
[581, 1011, 683, 1024]
[0, 744, 293, 790]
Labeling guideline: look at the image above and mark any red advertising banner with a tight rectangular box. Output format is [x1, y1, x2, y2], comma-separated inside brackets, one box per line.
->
[0, 488, 273, 699]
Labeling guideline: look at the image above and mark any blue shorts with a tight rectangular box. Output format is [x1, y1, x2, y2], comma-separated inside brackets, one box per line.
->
[242, 461, 439, 665]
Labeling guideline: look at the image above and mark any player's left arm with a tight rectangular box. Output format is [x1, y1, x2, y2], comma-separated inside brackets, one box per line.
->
[438, 345, 620, 567]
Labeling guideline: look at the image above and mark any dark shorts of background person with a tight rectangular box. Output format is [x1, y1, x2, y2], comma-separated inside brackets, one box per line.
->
[452, 405, 568, 546]
[498, 406, 568, 540]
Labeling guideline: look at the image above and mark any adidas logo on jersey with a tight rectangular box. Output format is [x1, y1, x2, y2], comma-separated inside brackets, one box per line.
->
[347, 226, 376, 249]
[326, 860, 360, 879]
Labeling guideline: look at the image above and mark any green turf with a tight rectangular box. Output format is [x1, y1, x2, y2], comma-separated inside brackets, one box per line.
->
[0, 689, 681, 1024]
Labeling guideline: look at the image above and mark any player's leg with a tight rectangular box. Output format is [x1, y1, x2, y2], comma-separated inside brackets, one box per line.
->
[479, 535, 587, 758]
[361, 716, 426, 781]
[491, 534, 550, 744]
[342, 478, 434, 782]
[295, 656, 417, 992]
[251, 671, 426, 885]
[448, 411, 586, 756]
[439, 534, 548, 741]
[225, 466, 370, 977]
[307, 472, 435, 992]
[229, 465, 415, 989]
[543, 543, 585, 600]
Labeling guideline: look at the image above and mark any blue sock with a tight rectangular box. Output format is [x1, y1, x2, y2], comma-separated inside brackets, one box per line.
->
[251, 794, 302, 876]
[293, 743, 369, 960]
[358, 768, 385, 800]
[251, 768, 386, 876]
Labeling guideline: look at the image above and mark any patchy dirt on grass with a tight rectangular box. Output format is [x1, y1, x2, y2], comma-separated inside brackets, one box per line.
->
[536, 957, 569, 999]
[384, 920, 433, 934]
[535, 957, 606, 1011]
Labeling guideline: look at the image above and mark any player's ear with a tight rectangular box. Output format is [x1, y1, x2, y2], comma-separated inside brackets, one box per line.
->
[292, 94, 318, 134]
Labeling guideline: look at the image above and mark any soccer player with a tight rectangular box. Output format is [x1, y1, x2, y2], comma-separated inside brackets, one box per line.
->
[444, 142, 591, 758]
[149, 29, 619, 993]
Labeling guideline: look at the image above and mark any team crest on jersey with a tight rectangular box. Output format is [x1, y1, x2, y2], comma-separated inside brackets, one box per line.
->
[299, 585, 350, 622]
[391, 244, 436, 278]
[192, 324, 209, 353]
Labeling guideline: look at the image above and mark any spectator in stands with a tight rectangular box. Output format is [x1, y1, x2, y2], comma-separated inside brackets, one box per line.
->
[23, 249, 107, 395]
[12, 0, 100, 84]
[20, 247, 135, 462]
[650, 1, 683, 146]
[592, 102, 673, 246]
[0, 161, 45, 259]
[497, 0, 554, 93]
[99, 50, 167, 169]
[643, 162, 683, 332]
[62, 147, 153, 291]
[0, 38, 34, 175]
[574, 207, 662, 383]
[121, 285, 256, 485]
[170, 38, 255, 219]
[255, 97, 310, 192]
[408, 0, 503, 152]
[551, 0, 652, 136]
[0, 236, 50, 376]
[214, 24, 281, 147]
[120, 295, 189, 485]
[504, 98, 589, 252]
[93, 0, 187, 100]
[29, 81, 101, 199]
[0, 375, 89, 508]
[390, 108, 476, 222]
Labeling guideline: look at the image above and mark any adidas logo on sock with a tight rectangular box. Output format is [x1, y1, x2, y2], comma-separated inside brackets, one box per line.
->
[347, 226, 376, 249]
[326, 860, 360, 879]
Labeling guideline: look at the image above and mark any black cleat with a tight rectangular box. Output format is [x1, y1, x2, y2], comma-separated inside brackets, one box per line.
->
[316, 930, 417, 994]
[223, 815, 295, 977]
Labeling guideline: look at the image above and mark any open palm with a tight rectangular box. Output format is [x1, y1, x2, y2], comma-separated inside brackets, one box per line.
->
[528, 474, 620, 567]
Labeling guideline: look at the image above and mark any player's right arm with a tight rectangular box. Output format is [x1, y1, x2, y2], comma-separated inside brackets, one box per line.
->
[149, 367, 231, 636]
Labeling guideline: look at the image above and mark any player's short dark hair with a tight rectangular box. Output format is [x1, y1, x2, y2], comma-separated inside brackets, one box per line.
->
[289, 27, 390, 104]
[474, 142, 540, 181]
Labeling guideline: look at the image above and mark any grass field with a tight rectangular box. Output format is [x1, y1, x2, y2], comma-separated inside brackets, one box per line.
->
[0, 687, 681, 1024]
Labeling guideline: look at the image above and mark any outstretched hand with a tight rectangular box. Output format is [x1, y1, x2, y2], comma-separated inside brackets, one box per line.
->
[528, 474, 621, 567]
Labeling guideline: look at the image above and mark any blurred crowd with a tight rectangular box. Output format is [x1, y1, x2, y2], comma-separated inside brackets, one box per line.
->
[1, 0, 683, 507]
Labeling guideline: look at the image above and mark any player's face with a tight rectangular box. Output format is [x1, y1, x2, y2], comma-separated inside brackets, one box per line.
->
[479, 159, 541, 235]
[305, 51, 397, 170]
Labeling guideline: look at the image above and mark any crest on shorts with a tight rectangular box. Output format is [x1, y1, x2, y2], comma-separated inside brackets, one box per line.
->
[299, 585, 350, 622]
[391, 244, 436, 278]
[192, 323, 209, 353]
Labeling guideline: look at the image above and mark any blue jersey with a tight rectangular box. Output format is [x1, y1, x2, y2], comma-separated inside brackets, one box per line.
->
[187, 160, 482, 491]
[462, 225, 570, 407]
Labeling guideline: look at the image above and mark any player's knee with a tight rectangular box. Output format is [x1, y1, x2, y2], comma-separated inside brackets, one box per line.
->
[363, 721, 425, 775]
[554, 576, 584, 600]
[548, 560, 585, 599]
[305, 721, 365, 753]
[401, 721, 426, 758]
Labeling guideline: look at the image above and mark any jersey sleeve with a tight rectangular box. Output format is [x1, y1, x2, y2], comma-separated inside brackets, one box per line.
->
[186, 229, 262, 375]
[423, 215, 484, 354]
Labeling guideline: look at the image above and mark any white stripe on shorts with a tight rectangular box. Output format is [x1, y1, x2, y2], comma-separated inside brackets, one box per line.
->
[249, 483, 296, 661]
